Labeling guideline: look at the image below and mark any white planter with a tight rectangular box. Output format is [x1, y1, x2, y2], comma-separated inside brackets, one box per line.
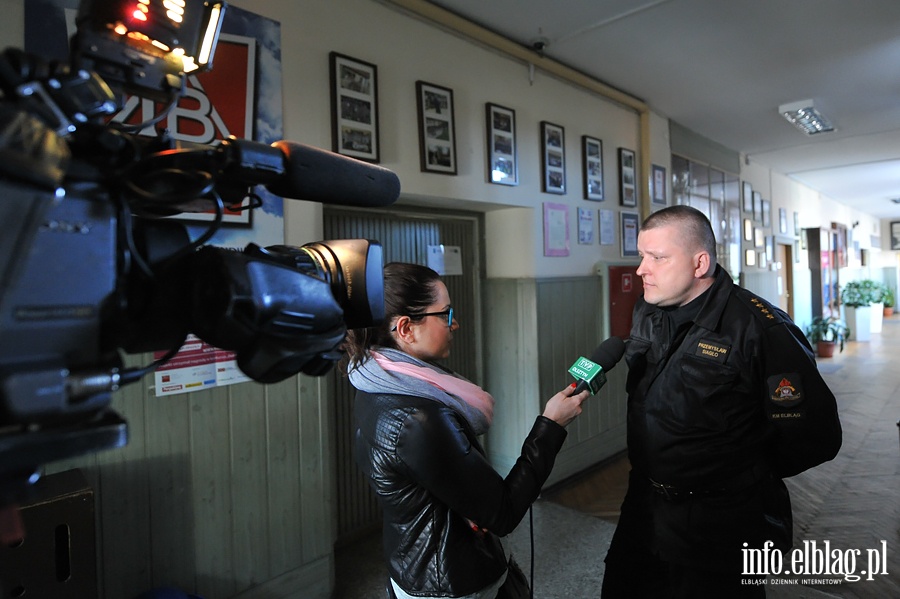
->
[845, 306, 871, 342]
[871, 302, 884, 333]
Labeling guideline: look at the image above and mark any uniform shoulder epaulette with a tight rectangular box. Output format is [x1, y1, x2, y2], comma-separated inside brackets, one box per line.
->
[734, 287, 785, 326]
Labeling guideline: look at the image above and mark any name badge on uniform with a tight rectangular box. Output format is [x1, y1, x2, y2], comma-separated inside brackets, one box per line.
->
[694, 339, 730, 364]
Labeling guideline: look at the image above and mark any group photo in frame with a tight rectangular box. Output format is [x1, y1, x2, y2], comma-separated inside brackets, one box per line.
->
[486, 103, 518, 186]
[329, 52, 379, 163]
[541, 121, 566, 194]
[618, 148, 637, 207]
[582, 135, 604, 200]
[416, 81, 457, 174]
[652, 164, 667, 206]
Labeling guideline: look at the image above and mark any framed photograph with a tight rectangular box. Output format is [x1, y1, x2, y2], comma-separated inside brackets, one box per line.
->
[766, 236, 774, 262]
[416, 81, 457, 174]
[758, 251, 767, 269]
[794, 211, 800, 237]
[486, 103, 518, 186]
[742, 182, 753, 214]
[543, 202, 570, 257]
[745, 248, 756, 267]
[329, 52, 379, 163]
[651, 164, 667, 205]
[541, 121, 566, 194]
[618, 148, 637, 207]
[743, 218, 753, 241]
[621, 211, 640, 257]
[582, 136, 604, 200]
[761, 199, 771, 227]
[891, 221, 900, 250]
[778, 208, 788, 234]
[752, 191, 762, 221]
[754, 227, 764, 248]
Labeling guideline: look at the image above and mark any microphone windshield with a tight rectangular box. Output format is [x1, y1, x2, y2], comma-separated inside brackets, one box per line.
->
[590, 337, 626, 371]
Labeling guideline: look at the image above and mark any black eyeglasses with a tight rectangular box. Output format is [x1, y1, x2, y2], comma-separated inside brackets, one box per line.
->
[391, 307, 454, 331]
[418, 308, 454, 327]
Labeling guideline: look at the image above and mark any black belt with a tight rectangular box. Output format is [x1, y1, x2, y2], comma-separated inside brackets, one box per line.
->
[648, 465, 769, 500]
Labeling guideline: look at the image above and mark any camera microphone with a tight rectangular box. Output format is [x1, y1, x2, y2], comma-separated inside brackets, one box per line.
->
[568, 337, 626, 395]
[267, 141, 400, 208]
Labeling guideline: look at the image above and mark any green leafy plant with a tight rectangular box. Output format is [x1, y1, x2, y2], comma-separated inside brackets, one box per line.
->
[883, 285, 895, 308]
[841, 279, 880, 308]
[804, 316, 850, 353]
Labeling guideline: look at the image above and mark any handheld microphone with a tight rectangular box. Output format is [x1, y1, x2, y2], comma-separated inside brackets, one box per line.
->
[568, 337, 626, 395]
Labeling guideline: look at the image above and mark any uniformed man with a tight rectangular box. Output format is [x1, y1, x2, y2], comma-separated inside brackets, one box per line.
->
[601, 205, 842, 598]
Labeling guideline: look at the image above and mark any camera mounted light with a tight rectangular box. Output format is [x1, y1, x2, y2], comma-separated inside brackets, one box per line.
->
[73, 0, 226, 101]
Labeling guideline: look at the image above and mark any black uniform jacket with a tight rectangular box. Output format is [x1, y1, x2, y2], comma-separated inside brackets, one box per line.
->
[626, 266, 842, 490]
[615, 267, 842, 566]
[354, 391, 567, 597]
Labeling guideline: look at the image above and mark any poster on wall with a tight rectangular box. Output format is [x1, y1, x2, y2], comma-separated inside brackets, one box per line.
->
[26, 2, 285, 396]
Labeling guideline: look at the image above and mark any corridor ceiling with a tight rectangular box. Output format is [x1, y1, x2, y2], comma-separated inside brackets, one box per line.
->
[424, 0, 900, 220]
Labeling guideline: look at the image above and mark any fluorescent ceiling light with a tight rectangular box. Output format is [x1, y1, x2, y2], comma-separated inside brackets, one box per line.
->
[778, 99, 835, 135]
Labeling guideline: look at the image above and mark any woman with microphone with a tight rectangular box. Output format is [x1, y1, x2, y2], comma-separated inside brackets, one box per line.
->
[343, 262, 588, 599]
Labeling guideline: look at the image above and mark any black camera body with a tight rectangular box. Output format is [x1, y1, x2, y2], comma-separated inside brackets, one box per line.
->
[0, 0, 399, 500]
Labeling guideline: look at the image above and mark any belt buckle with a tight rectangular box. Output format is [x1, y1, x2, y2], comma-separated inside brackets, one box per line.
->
[649, 478, 678, 500]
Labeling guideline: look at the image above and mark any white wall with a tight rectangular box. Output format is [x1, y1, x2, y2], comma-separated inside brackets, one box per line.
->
[228, 0, 647, 278]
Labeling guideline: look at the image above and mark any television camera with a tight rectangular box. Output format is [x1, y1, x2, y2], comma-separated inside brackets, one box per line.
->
[0, 0, 400, 503]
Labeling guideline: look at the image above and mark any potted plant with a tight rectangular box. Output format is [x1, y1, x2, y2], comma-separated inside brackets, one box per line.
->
[804, 316, 850, 357]
[884, 286, 895, 317]
[841, 280, 874, 341]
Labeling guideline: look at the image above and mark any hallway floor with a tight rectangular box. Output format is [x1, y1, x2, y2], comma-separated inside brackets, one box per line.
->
[334, 316, 900, 598]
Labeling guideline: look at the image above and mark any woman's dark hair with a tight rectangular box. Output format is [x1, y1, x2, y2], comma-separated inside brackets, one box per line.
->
[340, 262, 442, 371]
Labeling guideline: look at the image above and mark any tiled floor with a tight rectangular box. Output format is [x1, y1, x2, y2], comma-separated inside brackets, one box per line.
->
[335, 315, 900, 598]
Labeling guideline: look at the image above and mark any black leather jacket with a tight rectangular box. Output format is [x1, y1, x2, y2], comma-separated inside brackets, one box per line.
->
[354, 391, 567, 597]
[626, 266, 842, 488]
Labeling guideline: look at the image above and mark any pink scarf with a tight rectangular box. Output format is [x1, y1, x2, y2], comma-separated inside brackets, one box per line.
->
[370, 351, 494, 429]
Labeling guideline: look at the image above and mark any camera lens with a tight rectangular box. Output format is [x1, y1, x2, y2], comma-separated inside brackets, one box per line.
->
[260, 239, 384, 330]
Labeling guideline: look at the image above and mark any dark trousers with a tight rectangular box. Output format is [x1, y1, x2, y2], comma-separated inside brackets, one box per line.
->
[600, 474, 771, 599]
[601, 545, 766, 599]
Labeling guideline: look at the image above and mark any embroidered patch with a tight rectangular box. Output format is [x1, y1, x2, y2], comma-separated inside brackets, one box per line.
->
[768, 373, 804, 410]
[694, 339, 730, 363]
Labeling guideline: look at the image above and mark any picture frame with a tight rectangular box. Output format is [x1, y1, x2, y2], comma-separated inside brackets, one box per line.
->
[752, 191, 762, 222]
[742, 182, 753, 214]
[618, 148, 637, 207]
[329, 52, 379, 163]
[543, 202, 570, 257]
[541, 121, 566, 194]
[779, 208, 788, 234]
[758, 251, 767, 269]
[766, 236, 774, 262]
[415, 81, 457, 174]
[486, 103, 518, 186]
[651, 164, 667, 205]
[754, 227, 764, 248]
[891, 221, 900, 250]
[743, 218, 753, 241]
[745, 248, 756, 267]
[794, 212, 801, 237]
[761, 199, 771, 227]
[582, 135, 604, 200]
[621, 210, 640, 257]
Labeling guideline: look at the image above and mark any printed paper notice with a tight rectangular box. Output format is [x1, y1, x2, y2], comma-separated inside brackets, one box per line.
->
[427, 245, 463, 275]
[153, 335, 251, 397]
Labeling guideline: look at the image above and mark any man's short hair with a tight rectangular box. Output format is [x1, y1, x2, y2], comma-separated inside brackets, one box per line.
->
[642, 205, 718, 269]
